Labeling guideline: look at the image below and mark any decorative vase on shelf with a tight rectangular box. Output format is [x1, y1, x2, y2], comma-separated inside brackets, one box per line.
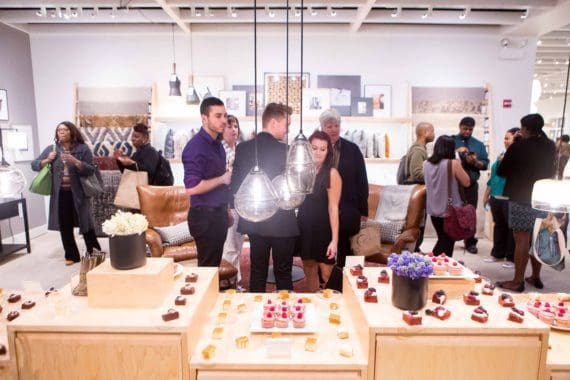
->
[108, 233, 147, 270]
[391, 274, 428, 311]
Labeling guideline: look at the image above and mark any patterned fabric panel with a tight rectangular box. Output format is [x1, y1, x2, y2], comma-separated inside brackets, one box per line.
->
[94, 156, 119, 171]
[92, 170, 122, 237]
[92, 141, 133, 157]
[154, 222, 194, 246]
[79, 115, 148, 129]
[378, 220, 406, 244]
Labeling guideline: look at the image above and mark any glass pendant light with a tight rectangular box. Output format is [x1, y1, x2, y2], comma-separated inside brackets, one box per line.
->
[234, 0, 279, 222]
[272, 174, 305, 210]
[531, 50, 570, 213]
[168, 24, 182, 97]
[285, 0, 316, 194]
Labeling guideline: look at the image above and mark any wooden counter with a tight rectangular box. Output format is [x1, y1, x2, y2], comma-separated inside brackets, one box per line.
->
[344, 267, 550, 380]
[4, 264, 218, 380]
[189, 293, 368, 380]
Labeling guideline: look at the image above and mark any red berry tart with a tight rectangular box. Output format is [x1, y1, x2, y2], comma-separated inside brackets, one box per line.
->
[426, 306, 451, 320]
[350, 264, 363, 276]
[402, 310, 422, 326]
[508, 307, 525, 324]
[293, 312, 306, 328]
[432, 289, 447, 305]
[356, 275, 369, 289]
[498, 293, 515, 307]
[378, 269, 390, 284]
[261, 312, 275, 328]
[364, 287, 378, 303]
[471, 306, 489, 323]
[463, 291, 481, 306]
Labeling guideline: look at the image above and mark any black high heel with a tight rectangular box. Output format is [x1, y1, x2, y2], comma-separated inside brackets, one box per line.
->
[496, 280, 525, 292]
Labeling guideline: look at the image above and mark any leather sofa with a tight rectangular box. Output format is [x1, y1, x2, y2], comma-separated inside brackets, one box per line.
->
[364, 184, 426, 264]
[136, 185, 238, 281]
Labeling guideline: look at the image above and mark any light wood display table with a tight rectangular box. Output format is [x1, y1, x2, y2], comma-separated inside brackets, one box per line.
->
[344, 267, 550, 380]
[189, 292, 368, 380]
[4, 264, 218, 380]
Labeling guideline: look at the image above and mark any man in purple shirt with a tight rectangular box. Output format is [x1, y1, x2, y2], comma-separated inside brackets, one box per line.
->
[182, 97, 232, 267]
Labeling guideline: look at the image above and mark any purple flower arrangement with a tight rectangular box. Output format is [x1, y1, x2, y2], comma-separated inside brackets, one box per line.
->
[387, 251, 433, 280]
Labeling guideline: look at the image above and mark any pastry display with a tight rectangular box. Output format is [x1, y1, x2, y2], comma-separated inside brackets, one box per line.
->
[349, 264, 363, 276]
[463, 291, 481, 306]
[539, 308, 555, 324]
[216, 312, 227, 324]
[378, 269, 390, 284]
[364, 287, 378, 303]
[235, 336, 249, 349]
[275, 312, 289, 328]
[448, 261, 463, 275]
[527, 300, 544, 317]
[555, 310, 570, 327]
[402, 310, 422, 326]
[8, 293, 21, 303]
[161, 309, 179, 322]
[431, 258, 446, 275]
[6, 311, 20, 321]
[291, 304, 304, 316]
[305, 337, 317, 352]
[329, 313, 341, 325]
[337, 328, 349, 339]
[22, 300, 36, 309]
[339, 344, 354, 358]
[262, 312, 275, 328]
[263, 299, 275, 311]
[180, 285, 195, 295]
[174, 296, 186, 306]
[554, 301, 568, 314]
[471, 306, 489, 323]
[356, 275, 368, 289]
[212, 327, 224, 339]
[293, 312, 306, 328]
[498, 293, 515, 307]
[201, 344, 216, 360]
[426, 306, 451, 320]
[482, 283, 495, 296]
[185, 273, 198, 282]
[0, 344, 6, 355]
[237, 303, 247, 313]
[432, 289, 447, 305]
[508, 307, 525, 324]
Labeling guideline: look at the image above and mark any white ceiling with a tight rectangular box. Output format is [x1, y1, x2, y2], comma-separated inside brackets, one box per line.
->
[1, 0, 569, 99]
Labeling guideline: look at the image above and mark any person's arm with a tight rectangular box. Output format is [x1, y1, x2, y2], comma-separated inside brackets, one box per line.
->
[186, 172, 231, 196]
[354, 146, 369, 218]
[326, 168, 342, 260]
[408, 148, 425, 183]
[483, 185, 491, 207]
[496, 143, 518, 178]
[452, 159, 471, 187]
[182, 147, 231, 196]
[31, 146, 56, 171]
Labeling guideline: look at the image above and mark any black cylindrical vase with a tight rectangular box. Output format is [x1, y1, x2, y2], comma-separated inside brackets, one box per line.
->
[109, 233, 147, 270]
[391, 274, 428, 311]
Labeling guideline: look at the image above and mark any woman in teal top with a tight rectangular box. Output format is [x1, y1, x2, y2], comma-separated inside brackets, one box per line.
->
[483, 127, 519, 266]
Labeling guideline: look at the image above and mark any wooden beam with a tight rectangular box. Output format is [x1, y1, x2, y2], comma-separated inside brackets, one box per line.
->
[153, 0, 189, 34]
[350, 0, 375, 33]
[502, 0, 570, 36]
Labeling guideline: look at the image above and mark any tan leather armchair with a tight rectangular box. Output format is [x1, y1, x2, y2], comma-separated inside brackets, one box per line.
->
[364, 184, 426, 264]
[137, 185, 238, 280]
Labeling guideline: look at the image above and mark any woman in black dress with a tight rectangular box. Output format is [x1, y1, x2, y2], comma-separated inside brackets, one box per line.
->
[298, 131, 342, 292]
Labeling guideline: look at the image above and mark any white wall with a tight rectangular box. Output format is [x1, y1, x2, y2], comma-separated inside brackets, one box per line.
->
[29, 24, 537, 158]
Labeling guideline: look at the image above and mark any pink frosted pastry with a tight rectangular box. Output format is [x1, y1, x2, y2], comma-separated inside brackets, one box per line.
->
[275, 312, 289, 328]
[262, 312, 275, 328]
[263, 299, 274, 311]
[555, 310, 570, 327]
[291, 304, 304, 315]
[448, 261, 463, 276]
[508, 307, 525, 324]
[293, 312, 306, 328]
[527, 300, 543, 317]
[553, 302, 568, 314]
[539, 308, 555, 324]
[433, 261, 447, 276]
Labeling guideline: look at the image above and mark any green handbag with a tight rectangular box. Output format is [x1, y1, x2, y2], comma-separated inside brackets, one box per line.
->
[29, 163, 52, 195]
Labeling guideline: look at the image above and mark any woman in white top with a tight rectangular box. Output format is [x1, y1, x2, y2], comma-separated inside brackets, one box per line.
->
[423, 135, 470, 257]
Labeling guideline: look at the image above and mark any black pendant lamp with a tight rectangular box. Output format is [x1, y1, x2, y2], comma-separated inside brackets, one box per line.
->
[169, 24, 182, 97]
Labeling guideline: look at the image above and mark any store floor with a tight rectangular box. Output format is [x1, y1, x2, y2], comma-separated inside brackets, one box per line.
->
[0, 231, 569, 293]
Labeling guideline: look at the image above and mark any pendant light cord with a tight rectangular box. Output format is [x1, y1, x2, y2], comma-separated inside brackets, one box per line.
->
[299, 0, 304, 134]
[171, 23, 176, 67]
[253, 0, 259, 167]
[285, 0, 289, 146]
[555, 50, 570, 179]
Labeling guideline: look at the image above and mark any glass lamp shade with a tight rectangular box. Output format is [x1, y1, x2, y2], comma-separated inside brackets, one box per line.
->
[272, 174, 305, 210]
[531, 178, 570, 213]
[285, 133, 316, 194]
[234, 166, 279, 222]
[0, 166, 27, 197]
[169, 73, 182, 97]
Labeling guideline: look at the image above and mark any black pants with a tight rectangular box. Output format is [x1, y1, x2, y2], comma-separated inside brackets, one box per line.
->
[337, 205, 361, 267]
[431, 215, 455, 257]
[188, 206, 228, 267]
[463, 182, 479, 248]
[58, 189, 100, 262]
[490, 197, 514, 261]
[249, 234, 296, 293]
[414, 211, 427, 252]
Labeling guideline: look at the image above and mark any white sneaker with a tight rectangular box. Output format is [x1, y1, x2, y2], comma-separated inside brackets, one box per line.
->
[502, 262, 514, 269]
[483, 257, 500, 263]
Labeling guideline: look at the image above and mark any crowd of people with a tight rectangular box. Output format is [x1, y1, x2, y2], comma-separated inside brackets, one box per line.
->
[33, 95, 559, 293]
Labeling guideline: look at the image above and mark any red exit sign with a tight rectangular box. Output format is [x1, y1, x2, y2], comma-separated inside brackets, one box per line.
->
[503, 99, 512, 108]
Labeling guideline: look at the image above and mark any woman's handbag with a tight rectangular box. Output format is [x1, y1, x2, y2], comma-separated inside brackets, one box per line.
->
[443, 160, 476, 241]
[350, 222, 382, 257]
[113, 166, 148, 210]
[80, 166, 104, 197]
[29, 144, 56, 196]
[531, 214, 566, 270]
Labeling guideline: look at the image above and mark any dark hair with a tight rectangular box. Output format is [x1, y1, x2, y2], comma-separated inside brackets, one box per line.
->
[55, 121, 85, 145]
[427, 135, 455, 164]
[262, 103, 292, 128]
[561, 134, 570, 143]
[227, 114, 241, 137]
[133, 123, 150, 136]
[200, 97, 224, 116]
[308, 130, 333, 191]
[507, 127, 520, 135]
[459, 116, 475, 128]
[520, 113, 544, 134]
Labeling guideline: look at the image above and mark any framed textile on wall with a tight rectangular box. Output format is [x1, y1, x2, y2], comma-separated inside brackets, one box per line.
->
[264, 73, 309, 114]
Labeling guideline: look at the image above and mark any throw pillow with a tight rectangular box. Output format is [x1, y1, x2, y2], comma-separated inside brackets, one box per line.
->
[378, 220, 406, 244]
[155, 222, 193, 246]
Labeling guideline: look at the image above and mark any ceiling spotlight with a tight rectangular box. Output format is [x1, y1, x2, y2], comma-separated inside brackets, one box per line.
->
[35, 7, 46, 17]
[228, 7, 237, 18]
[391, 7, 401, 18]
[63, 6, 71, 19]
[500, 38, 510, 47]
[265, 6, 275, 18]
[71, 8, 79, 18]
[205, 7, 214, 17]
[422, 7, 432, 19]
[294, 7, 301, 17]
[111, 6, 116, 19]
[310, 7, 317, 16]
[56, 7, 63, 18]
[50, 8, 57, 18]
[521, 9, 529, 19]
[328, 7, 337, 17]
[91, 7, 98, 17]
[459, 8, 469, 20]
[555, 60, 560, 65]
[537, 39, 542, 46]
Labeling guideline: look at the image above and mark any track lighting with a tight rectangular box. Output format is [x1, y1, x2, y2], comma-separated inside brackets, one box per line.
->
[63, 7, 71, 20]
[422, 7, 432, 19]
[459, 8, 469, 20]
[111, 6, 116, 19]
[521, 9, 529, 19]
[266, 6, 275, 18]
[228, 7, 237, 18]
[329, 7, 336, 17]
[391, 7, 401, 18]
[310, 7, 317, 16]
[35, 7, 46, 17]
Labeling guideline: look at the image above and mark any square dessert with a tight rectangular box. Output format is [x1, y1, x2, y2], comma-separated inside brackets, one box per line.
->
[356, 275, 369, 289]
[378, 269, 390, 284]
[508, 307, 525, 324]
[463, 291, 480, 306]
[364, 287, 378, 303]
[498, 293, 515, 307]
[349, 264, 363, 276]
[471, 306, 489, 323]
[161, 309, 179, 322]
[426, 306, 451, 320]
[482, 283, 495, 296]
[305, 337, 317, 352]
[402, 310, 422, 325]
[432, 289, 447, 305]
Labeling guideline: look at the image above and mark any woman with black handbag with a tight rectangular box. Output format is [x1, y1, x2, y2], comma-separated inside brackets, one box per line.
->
[423, 135, 471, 257]
[297, 131, 342, 292]
[31, 121, 101, 265]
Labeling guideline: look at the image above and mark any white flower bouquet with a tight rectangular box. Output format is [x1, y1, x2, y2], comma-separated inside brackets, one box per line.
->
[102, 211, 148, 237]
